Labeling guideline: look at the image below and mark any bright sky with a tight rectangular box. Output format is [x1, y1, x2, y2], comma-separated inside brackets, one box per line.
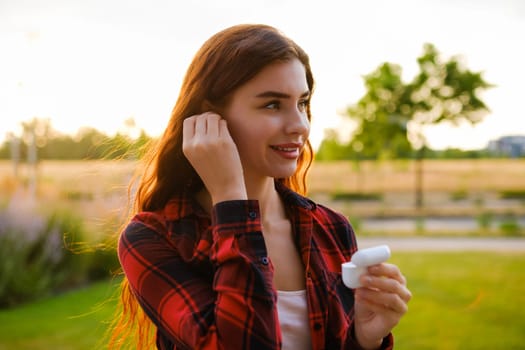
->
[1, 0, 524, 150]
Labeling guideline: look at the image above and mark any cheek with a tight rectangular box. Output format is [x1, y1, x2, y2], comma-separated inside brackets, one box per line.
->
[230, 125, 260, 150]
[225, 119, 252, 149]
[222, 111, 243, 142]
[224, 111, 257, 142]
[223, 107, 274, 151]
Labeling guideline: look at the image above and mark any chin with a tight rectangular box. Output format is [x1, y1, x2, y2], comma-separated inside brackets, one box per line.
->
[268, 165, 298, 179]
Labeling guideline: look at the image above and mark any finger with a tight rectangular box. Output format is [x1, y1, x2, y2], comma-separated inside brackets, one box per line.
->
[368, 263, 407, 286]
[356, 290, 402, 316]
[218, 119, 230, 138]
[356, 287, 409, 315]
[194, 114, 207, 135]
[183, 116, 196, 141]
[361, 274, 412, 303]
[206, 114, 221, 137]
[360, 296, 407, 322]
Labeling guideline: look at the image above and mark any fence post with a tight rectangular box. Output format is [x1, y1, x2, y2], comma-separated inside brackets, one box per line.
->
[27, 127, 37, 199]
[9, 132, 21, 179]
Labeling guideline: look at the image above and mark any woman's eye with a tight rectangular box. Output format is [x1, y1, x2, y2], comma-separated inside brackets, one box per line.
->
[264, 101, 280, 110]
[298, 99, 309, 111]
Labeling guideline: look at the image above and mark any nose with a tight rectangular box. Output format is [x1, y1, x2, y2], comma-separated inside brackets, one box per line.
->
[285, 108, 310, 136]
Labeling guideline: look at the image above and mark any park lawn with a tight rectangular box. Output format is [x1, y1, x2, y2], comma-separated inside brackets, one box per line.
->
[390, 251, 525, 349]
[0, 252, 524, 349]
[0, 278, 120, 350]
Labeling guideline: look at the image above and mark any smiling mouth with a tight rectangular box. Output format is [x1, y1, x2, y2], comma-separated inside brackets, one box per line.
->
[270, 146, 299, 152]
[269, 144, 302, 159]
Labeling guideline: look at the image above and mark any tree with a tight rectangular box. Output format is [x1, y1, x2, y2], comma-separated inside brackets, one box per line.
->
[21, 118, 52, 197]
[0, 119, 154, 160]
[316, 129, 353, 161]
[344, 43, 492, 209]
[407, 44, 493, 209]
[346, 62, 413, 160]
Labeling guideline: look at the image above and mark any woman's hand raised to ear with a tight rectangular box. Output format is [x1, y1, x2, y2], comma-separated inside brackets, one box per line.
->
[183, 112, 248, 204]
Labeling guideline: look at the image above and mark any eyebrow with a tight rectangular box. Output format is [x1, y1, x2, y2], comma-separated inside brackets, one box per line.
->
[255, 90, 310, 99]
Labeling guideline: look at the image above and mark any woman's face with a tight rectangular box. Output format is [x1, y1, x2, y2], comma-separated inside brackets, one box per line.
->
[222, 58, 310, 182]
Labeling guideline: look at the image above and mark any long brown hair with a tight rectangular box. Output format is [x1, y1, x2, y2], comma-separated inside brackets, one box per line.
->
[109, 23, 315, 349]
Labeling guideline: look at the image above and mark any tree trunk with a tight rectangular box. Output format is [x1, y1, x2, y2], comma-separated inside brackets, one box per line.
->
[27, 128, 37, 199]
[9, 134, 20, 178]
[415, 147, 424, 210]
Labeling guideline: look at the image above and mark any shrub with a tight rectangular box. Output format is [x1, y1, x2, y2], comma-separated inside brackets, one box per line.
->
[450, 190, 468, 201]
[331, 191, 383, 201]
[476, 212, 493, 231]
[499, 214, 522, 236]
[499, 190, 525, 200]
[0, 195, 119, 308]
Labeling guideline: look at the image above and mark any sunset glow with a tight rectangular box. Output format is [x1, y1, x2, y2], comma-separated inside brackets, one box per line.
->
[1, 0, 524, 150]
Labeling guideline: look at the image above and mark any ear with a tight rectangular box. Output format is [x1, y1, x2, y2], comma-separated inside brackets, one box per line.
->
[201, 100, 226, 118]
[201, 100, 215, 112]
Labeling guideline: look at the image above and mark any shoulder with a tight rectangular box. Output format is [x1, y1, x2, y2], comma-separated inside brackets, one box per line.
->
[310, 202, 357, 247]
[300, 200, 358, 271]
[121, 190, 204, 242]
[305, 198, 359, 260]
[119, 211, 168, 247]
[311, 201, 350, 226]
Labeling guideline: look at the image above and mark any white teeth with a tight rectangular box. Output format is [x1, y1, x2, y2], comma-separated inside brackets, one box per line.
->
[273, 146, 296, 152]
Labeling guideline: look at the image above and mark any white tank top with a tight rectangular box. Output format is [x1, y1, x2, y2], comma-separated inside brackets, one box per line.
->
[276, 289, 312, 350]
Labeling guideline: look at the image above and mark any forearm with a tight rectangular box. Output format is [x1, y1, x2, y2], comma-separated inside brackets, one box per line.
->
[208, 200, 279, 348]
[348, 324, 393, 350]
[119, 204, 280, 349]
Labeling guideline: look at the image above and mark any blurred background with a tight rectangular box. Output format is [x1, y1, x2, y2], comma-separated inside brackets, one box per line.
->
[0, 0, 524, 349]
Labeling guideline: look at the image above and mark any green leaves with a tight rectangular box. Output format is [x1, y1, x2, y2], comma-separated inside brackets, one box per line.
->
[345, 43, 492, 159]
[410, 43, 493, 128]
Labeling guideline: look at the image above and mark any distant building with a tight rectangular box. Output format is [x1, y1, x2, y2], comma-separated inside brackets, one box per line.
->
[487, 135, 525, 157]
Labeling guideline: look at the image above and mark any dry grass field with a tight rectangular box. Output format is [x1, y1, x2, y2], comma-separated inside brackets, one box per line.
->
[307, 159, 525, 193]
[2, 158, 523, 194]
[1, 158, 524, 234]
[307, 159, 525, 220]
[0, 160, 136, 240]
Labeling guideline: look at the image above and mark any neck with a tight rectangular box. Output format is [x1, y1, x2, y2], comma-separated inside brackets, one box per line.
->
[246, 177, 284, 221]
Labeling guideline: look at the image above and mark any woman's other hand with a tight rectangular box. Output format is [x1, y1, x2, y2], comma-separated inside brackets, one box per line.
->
[353, 263, 412, 349]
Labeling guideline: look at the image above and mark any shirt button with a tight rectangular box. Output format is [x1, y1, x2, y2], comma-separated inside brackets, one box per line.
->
[248, 211, 257, 219]
[261, 257, 269, 265]
[313, 322, 322, 331]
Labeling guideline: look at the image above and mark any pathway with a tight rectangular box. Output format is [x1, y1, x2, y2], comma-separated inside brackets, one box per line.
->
[358, 236, 525, 252]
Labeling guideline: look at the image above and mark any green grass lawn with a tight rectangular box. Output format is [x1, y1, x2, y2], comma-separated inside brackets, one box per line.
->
[0, 252, 524, 349]
[0, 278, 120, 350]
[391, 252, 525, 349]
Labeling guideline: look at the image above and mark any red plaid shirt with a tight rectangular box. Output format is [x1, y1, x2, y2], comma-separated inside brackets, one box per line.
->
[119, 182, 394, 349]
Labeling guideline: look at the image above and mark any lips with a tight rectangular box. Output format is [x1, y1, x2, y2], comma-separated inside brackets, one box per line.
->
[270, 143, 303, 159]
[270, 142, 302, 151]
[271, 146, 298, 152]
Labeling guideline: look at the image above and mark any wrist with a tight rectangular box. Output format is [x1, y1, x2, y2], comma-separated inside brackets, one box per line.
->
[354, 326, 382, 350]
[359, 340, 382, 350]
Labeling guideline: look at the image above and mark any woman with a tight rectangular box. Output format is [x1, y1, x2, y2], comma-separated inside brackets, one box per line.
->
[110, 24, 411, 350]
